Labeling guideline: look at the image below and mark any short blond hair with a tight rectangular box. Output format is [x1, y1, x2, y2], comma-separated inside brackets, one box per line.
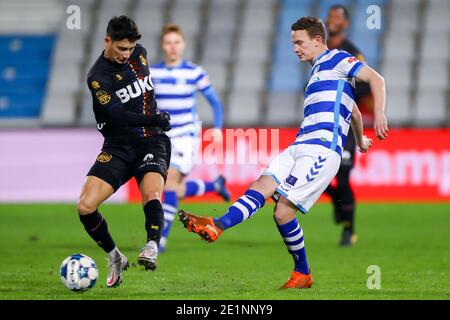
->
[160, 23, 185, 42]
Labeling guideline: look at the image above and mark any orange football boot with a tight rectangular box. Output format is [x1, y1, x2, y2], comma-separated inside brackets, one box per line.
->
[280, 271, 314, 289]
[178, 210, 222, 242]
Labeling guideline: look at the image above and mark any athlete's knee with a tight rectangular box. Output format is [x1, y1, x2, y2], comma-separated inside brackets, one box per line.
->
[142, 191, 161, 204]
[165, 178, 182, 192]
[273, 197, 297, 225]
[249, 176, 278, 199]
[165, 169, 182, 188]
[77, 198, 98, 215]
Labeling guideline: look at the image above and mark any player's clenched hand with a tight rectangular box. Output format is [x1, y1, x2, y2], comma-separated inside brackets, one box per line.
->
[374, 113, 388, 141]
[358, 135, 373, 153]
[151, 112, 171, 131]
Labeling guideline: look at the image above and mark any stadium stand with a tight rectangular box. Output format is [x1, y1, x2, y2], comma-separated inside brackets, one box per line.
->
[0, 0, 62, 126]
[0, 0, 448, 128]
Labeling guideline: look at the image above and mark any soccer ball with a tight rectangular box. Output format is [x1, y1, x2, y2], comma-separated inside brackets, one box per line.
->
[60, 254, 98, 291]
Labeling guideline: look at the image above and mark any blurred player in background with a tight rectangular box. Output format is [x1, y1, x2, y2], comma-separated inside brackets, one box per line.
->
[78, 16, 171, 287]
[324, 5, 374, 246]
[150, 24, 230, 252]
[179, 16, 387, 289]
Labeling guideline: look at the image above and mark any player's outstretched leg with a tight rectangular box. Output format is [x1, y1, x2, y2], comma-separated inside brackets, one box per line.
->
[184, 175, 231, 202]
[274, 197, 313, 289]
[179, 189, 265, 242]
[179, 175, 276, 242]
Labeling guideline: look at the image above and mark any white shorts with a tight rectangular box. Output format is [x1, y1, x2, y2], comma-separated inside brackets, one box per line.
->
[170, 135, 199, 175]
[262, 143, 341, 213]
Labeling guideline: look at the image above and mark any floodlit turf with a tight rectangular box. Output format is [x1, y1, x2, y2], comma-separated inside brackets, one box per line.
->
[0, 202, 449, 300]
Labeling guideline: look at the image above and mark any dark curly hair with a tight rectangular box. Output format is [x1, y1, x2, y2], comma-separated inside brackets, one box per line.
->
[106, 15, 141, 42]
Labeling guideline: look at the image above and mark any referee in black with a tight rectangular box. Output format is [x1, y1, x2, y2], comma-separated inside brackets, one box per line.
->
[77, 16, 171, 287]
[324, 5, 373, 246]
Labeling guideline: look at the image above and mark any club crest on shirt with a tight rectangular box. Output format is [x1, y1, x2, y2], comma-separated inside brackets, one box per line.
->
[95, 90, 111, 105]
[139, 54, 147, 66]
[97, 152, 112, 163]
[115, 74, 123, 81]
[91, 81, 100, 89]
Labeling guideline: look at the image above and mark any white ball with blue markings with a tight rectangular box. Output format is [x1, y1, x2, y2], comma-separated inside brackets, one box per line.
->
[60, 254, 98, 291]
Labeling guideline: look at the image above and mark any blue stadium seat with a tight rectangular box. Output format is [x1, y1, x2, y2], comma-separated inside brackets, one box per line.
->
[268, 62, 306, 93]
[269, 0, 312, 93]
[0, 35, 55, 118]
[316, 0, 352, 20]
[0, 94, 43, 117]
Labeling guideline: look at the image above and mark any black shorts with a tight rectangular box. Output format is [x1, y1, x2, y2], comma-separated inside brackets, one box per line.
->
[87, 135, 171, 192]
[341, 129, 356, 168]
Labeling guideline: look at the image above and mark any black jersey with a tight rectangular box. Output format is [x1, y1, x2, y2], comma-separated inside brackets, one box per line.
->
[87, 44, 165, 144]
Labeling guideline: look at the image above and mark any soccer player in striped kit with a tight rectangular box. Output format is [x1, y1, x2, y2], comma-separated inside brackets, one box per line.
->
[150, 24, 230, 252]
[179, 16, 388, 288]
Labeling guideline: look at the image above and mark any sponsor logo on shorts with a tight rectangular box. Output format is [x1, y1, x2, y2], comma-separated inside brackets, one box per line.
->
[138, 161, 161, 170]
[286, 175, 298, 187]
[97, 152, 112, 163]
[144, 153, 154, 162]
[95, 90, 111, 105]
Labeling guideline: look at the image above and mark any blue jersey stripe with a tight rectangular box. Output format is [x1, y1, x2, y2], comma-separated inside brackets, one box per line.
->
[297, 122, 343, 137]
[292, 139, 342, 157]
[305, 80, 355, 100]
[152, 77, 198, 85]
[170, 121, 195, 129]
[155, 93, 194, 99]
[348, 62, 364, 77]
[303, 101, 351, 120]
[316, 51, 350, 72]
[159, 107, 193, 115]
[194, 73, 206, 83]
[330, 80, 345, 151]
[170, 132, 196, 139]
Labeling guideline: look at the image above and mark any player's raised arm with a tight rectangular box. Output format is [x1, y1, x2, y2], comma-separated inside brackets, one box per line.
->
[88, 75, 171, 130]
[354, 65, 388, 141]
[198, 72, 224, 141]
[351, 103, 372, 153]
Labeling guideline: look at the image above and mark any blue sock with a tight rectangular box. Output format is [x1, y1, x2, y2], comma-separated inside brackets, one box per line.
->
[215, 190, 265, 230]
[276, 218, 309, 274]
[160, 191, 178, 249]
[185, 180, 215, 197]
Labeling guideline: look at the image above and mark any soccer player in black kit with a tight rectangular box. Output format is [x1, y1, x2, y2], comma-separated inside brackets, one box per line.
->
[77, 16, 171, 287]
[324, 5, 373, 246]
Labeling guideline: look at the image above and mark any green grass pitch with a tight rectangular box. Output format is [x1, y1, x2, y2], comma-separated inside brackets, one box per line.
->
[0, 202, 449, 300]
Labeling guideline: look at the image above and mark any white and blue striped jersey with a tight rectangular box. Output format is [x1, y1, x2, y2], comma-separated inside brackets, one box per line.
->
[294, 49, 364, 157]
[150, 60, 212, 139]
